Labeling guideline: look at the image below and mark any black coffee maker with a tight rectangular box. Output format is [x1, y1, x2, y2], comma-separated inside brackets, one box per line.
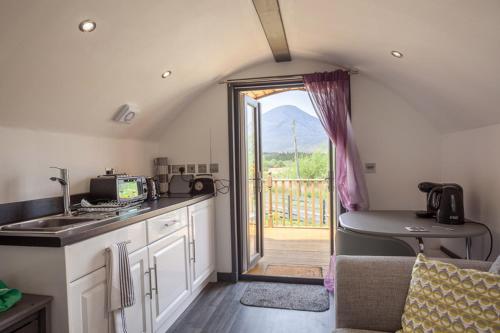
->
[416, 182, 465, 225]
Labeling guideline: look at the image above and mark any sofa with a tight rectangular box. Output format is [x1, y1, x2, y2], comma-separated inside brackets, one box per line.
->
[334, 255, 492, 333]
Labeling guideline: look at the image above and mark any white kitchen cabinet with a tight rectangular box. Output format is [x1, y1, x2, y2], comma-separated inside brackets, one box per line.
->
[68, 267, 109, 333]
[0, 198, 215, 333]
[68, 247, 152, 333]
[148, 226, 191, 332]
[188, 198, 216, 291]
[125, 247, 152, 333]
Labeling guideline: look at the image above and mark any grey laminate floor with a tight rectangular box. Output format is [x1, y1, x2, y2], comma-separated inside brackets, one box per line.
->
[167, 282, 334, 333]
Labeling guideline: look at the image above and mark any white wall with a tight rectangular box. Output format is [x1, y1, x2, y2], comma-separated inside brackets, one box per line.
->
[440, 124, 500, 260]
[0, 126, 159, 204]
[159, 59, 442, 272]
[158, 82, 231, 272]
[352, 77, 442, 210]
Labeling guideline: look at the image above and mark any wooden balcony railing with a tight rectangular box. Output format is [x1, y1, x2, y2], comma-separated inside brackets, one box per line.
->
[263, 177, 332, 229]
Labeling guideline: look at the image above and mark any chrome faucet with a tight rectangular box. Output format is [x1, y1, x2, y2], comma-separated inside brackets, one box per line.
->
[50, 167, 72, 216]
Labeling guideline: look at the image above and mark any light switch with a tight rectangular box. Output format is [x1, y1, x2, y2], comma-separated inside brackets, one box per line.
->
[365, 163, 376, 173]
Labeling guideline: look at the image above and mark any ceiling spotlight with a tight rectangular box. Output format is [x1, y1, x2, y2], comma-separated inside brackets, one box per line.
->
[79, 20, 96, 32]
[391, 50, 404, 58]
[161, 70, 172, 78]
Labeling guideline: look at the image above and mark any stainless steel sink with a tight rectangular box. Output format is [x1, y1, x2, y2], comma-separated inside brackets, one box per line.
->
[1, 217, 98, 233]
[0, 206, 151, 234]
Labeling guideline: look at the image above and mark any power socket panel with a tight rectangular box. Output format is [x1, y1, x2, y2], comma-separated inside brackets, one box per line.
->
[171, 164, 185, 174]
[187, 164, 196, 173]
[210, 163, 219, 173]
[197, 164, 207, 173]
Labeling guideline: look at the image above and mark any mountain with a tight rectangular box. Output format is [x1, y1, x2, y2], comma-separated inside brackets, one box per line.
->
[261, 105, 328, 153]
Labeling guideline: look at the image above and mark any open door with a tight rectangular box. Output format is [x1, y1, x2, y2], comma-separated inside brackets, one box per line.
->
[239, 95, 264, 273]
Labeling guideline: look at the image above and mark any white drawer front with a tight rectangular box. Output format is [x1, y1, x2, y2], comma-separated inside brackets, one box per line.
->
[147, 208, 188, 244]
[65, 221, 147, 282]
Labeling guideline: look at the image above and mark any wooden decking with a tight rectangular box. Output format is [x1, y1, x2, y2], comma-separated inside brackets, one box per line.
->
[247, 227, 331, 278]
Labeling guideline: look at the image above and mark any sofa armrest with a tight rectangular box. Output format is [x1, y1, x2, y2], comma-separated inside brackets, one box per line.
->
[334, 255, 491, 332]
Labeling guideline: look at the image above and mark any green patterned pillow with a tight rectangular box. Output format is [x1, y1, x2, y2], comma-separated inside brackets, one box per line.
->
[397, 254, 500, 333]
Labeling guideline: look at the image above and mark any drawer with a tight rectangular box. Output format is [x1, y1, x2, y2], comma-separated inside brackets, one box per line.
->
[64, 221, 147, 282]
[147, 207, 188, 244]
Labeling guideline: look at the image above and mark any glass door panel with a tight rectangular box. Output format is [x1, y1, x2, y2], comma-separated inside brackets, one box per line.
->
[240, 95, 263, 272]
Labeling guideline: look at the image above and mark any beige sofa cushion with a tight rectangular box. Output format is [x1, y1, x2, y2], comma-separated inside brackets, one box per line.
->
[335, 256, 492, 332]
[334, 329, 388, 333]
[489, 255, 500, 274]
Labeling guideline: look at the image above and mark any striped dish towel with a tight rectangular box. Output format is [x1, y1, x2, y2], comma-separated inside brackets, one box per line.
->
[106, 241, 135, 333]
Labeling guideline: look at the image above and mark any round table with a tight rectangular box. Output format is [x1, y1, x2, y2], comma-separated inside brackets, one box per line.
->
[339, 210, 489, 259]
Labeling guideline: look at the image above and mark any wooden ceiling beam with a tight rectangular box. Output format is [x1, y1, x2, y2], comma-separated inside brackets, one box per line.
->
[252, 0, 291, 62]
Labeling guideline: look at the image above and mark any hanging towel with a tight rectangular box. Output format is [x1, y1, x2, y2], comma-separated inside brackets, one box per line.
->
[0, 281, 22, 312]
[106, 241, 135, 333]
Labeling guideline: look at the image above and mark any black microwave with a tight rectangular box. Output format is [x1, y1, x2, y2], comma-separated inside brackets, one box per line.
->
[89, 175, 148, 203]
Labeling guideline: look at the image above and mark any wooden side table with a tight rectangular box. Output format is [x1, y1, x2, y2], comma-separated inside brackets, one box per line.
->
[0, 294, 52, 333]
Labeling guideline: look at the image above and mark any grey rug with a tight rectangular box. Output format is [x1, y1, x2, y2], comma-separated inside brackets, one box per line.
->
[240, 282, 330, 312]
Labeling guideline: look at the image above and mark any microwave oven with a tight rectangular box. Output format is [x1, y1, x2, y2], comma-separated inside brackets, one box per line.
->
[89, 175, 148, 204]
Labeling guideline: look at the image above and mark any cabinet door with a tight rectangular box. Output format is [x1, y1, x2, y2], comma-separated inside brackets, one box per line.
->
[148, 227, 191, 332]
[189, 199, 215, 290]
[68, 248, 151, 333]
[68, 267, 109, 333]
[125, 247, 152, 333]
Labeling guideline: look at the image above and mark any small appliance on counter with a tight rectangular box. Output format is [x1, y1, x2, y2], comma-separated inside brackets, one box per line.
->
[191, 174, 215, 195]
[89, 174, 148, 204]
[416, 182, 465, 225]
[168, 174, 193, 197]
[154, 157, 169, 194]
[146, 177, 159, 201]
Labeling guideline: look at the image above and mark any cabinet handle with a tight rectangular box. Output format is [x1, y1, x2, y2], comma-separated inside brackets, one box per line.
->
[190, 216, 196, 263]
[153, 264, 159, 295]
[190, 240, 196, 262]
[164, 219, 178, 227]
[145, 270, 152, 299]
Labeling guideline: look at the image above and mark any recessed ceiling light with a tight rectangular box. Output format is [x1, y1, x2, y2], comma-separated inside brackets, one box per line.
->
[79, 20, 96, 32]
[161, 70, 172, 78]
[391, 50, 403, 58]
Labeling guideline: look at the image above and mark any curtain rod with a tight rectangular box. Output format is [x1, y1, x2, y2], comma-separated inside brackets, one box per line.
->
[218, 68, 359, 85]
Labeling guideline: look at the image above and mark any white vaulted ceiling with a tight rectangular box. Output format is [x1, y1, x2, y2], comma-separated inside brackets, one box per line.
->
[1, 0, 499, 139]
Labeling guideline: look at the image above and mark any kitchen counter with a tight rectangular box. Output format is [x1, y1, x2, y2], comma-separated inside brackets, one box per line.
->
[0, 194, 214, 247]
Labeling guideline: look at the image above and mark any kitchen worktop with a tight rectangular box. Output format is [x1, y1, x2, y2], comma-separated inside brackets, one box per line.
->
[0, 194, 214, 247]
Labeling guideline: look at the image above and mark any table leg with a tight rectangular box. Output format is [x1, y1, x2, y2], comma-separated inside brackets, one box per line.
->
[417, 237, 424, 254]
[465, 237, 471, 260]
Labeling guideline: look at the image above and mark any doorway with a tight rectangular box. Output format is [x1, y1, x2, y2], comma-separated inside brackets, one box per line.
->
[231, 81, 336, 282]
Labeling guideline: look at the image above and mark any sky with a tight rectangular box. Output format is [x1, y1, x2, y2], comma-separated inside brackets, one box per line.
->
[259, 90, 317, 118]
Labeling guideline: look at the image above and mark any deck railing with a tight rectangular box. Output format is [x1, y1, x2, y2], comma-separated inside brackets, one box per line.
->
[263, 176, 332, 228]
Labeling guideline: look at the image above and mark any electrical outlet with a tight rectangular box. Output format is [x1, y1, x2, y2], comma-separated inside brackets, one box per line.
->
[198, 164, 207, 173]
[171, 164, 185, 174]
[210, 163, 219, 173]
[187, 164, 196, 173]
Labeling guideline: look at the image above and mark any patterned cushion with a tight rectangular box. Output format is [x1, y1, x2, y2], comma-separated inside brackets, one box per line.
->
[397, 254, 500, 333]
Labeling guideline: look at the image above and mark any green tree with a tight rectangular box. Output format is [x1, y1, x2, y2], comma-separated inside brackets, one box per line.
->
[298, 151, 329, 179]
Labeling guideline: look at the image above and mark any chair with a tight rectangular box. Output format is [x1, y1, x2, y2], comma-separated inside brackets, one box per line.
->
[335, 228, 416, 257]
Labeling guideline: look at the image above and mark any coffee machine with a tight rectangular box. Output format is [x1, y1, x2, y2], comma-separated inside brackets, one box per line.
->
[416, 182, 465, 225]
[416, 182, 442, 218]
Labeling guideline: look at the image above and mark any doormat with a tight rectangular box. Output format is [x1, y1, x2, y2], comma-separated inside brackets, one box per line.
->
[265, 264, 323, 278]
[240, 282, 329, 312]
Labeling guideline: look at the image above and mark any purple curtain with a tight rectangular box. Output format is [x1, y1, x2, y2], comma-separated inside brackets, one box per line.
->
[304, 70, 369, 211]
[304, 70, 369, 292]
